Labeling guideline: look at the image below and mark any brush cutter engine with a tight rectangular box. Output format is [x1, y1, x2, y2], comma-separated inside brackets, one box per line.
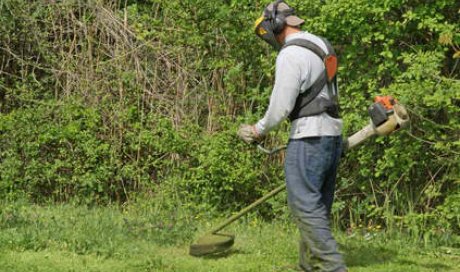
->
[345, 96, 409, 149]
[369, 96, 397, 127]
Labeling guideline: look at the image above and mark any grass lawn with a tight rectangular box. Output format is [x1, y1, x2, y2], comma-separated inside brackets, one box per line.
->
[0, 204, 458, 271]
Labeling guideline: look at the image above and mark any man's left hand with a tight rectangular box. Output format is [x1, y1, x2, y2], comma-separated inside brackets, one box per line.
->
[237, 124, 262, 144]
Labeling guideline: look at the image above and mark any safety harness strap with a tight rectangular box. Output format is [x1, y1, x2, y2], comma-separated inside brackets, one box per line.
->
[283, 38, 328, 59]
[282, 37, 340, 121]
[288, 69, 328, 120]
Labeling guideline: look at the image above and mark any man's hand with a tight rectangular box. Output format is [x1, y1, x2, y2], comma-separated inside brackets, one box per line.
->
[237, 124, 262, 144]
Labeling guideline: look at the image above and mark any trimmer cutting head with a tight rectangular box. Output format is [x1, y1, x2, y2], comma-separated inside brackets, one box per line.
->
[189, 233, 235, 256]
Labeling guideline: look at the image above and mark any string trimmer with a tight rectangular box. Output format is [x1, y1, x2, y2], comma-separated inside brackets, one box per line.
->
[189, 96, 409, 257]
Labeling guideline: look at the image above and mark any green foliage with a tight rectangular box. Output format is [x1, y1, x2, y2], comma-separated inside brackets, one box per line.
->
[0, 100, 112, 202]
[0, 98, 195, 204]
[184, 119, 284, 210]
[294, 0, 460, 234]
[435, 189, 460, 234]
[0, 0, 458, 239]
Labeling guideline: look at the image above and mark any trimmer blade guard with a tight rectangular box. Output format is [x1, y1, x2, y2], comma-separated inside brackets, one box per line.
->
[189, 233, 235, 257]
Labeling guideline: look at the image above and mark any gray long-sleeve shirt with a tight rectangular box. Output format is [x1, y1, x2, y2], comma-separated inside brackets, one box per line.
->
[255, 31, 343, 139]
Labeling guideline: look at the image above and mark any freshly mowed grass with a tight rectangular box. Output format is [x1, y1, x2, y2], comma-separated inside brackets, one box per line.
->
[0, 203, 458, 272]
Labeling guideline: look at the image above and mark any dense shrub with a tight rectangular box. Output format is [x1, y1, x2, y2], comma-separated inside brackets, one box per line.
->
[185, 119, 285, 210]
[0, 99, 194, 203]
[0, 0, 458, 235]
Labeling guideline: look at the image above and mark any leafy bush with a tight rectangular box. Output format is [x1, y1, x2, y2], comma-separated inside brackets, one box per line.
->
[0, 0, 458, 238]
[0, 99, 194, 204]
[184, 119, 285, 210]
[0, 100, 112, 202]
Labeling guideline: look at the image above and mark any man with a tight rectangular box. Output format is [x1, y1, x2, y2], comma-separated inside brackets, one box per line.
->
[237, 1, 347, 271]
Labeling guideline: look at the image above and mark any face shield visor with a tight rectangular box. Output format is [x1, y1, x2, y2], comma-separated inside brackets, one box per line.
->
[254, 16, 281, 51]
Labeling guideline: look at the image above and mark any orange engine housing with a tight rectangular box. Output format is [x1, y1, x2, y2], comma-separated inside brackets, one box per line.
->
[374, 95, 397, 110]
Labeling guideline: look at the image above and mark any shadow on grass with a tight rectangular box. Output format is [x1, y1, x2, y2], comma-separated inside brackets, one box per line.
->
[397, 259, 452, 271]
[342, 242, 396, 267]
[342, 243, 453, 271]
[198, 248, 249, 259]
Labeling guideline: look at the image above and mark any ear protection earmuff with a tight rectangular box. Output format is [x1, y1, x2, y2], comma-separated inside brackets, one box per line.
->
[270, 0, 295, 34]
[271, 0, 285, 34]
[256, 0, 296, 50]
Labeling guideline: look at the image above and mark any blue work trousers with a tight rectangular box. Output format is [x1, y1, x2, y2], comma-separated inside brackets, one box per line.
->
[285, 136, 346, 272]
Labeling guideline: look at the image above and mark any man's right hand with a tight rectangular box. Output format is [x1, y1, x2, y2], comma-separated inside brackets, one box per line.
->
[237, 124, 262, 144]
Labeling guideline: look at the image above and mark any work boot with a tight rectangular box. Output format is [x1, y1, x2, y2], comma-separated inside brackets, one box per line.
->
[298, 264, 312, 271]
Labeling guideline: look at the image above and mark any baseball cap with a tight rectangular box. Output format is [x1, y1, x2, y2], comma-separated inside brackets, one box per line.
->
[265, 2, 304, 26]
